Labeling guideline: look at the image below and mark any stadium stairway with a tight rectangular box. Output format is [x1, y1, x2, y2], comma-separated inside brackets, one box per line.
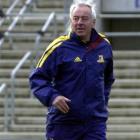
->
[1, 0, 140, 140]
[0, 0, 65, 140]
[1, 49, 140, 140]
[108, 51, 140, 140]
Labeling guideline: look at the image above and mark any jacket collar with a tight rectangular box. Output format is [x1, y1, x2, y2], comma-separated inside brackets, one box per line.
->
[70, 28, 100, 44]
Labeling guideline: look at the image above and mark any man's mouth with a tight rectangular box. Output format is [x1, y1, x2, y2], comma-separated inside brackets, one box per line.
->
[77, 28, 84, 32]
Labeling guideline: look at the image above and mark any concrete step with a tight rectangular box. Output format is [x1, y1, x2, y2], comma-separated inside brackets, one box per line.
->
[2, 0, 65, 13]
[36, 0, 65, 8]
[107, 132, 140, 140]
[2, 42, 48, 50]
[111, 88, 140, 98]
[3, 16, 64, 25]
[0, 69, 30, 78]
[0, 88, 30, 98]
[0, 132, 44, 140]
[108, 116, 140, 124]
[0, 60, 31, 68]
[10, 124, 45, 132]
[114, 60, 140, 69]
[115, 69, 140, 78]
[0, 108, 46, 116]
[0, 125, 4, 131]
[108, 124, 140, 132]
[0, 50, 43, 60]
[0, 98, 43, 108]
[110, 108, 140, 117]
[3, 5, 64, 13]
[0, 78, 29, 87]
[113, 79, 140, 88]
[109, 98, 140, 108]
[3, 7, 64, 13]
[0, 50, 29, 59]
[2, 24, 64, 34]
[0, 117, 4, 124]
[16, 116, 45, 125]
[4, 13, 67, 27]
[2, 33, 52, 43]
[113, 50, 140, 59]
[1, 0, 64, 7]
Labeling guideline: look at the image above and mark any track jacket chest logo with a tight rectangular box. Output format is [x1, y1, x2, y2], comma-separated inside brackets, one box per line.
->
[97, 55, 104, 63]
[74, 57, 82, 62]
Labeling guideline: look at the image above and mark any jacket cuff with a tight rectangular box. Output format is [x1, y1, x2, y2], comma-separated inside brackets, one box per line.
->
[49, 93, 59, 106]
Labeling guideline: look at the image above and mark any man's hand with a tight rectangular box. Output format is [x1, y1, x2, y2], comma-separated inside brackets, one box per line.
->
[52, 96, 71, 113]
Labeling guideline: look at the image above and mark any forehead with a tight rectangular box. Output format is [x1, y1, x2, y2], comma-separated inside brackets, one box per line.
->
[72, 5, 92, 17]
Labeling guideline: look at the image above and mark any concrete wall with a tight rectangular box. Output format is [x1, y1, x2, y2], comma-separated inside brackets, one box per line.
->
[96, 0, 140, 50]
[102, 0, 140, 13]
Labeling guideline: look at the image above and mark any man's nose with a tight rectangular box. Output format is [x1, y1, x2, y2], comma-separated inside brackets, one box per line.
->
[77, 18, 83, 24]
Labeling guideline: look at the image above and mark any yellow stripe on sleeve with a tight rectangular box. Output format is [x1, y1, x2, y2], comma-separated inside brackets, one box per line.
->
[36, 41, 61, 68]
[37, 42, 62, 68]
[36, 35, 70, 68]
[99, 32, 110, 44]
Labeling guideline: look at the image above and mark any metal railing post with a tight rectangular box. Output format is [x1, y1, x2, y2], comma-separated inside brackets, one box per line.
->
[10, 51, 31, 124]
[0, 83, 9, 131]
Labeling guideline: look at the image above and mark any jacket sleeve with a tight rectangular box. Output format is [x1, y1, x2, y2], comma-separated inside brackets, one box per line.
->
[29, 48, 61, 107]
[104, 45, 115, 105]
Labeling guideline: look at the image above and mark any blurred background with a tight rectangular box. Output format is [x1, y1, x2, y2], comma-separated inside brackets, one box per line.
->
[0, 0, 140, 140]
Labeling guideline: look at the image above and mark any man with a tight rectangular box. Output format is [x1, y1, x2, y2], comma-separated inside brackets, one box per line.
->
[29, 1, 115, 140]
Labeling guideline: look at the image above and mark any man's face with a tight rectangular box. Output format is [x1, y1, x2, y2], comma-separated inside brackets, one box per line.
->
[70, 5, 95, 41]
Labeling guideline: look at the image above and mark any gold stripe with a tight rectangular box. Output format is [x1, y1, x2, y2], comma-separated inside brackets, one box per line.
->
[37, 42, 62, 68]
[37, 35, 70, 68]
[36, 41, 61, 68]
[46, 36, 66, 52]
[99, 32, 106, 38]
[38, 35, 70, 67]
[46, 35, 70, 52]
[99, 32, 110, 44]
[104, 38, 110, 44]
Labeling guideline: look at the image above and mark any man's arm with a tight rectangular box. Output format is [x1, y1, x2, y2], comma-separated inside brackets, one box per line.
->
[29, 47, 71, 113]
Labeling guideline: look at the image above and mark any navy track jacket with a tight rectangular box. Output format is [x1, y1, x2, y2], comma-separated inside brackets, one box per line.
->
[29, 29, 115, 124]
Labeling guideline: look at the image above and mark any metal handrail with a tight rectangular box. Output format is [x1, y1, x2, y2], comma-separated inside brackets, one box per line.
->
[0, 0, 21, 26]
[0, 83, 9, 131]
[32, 12, 57, 67]
[0, 0, 33, 49]
[10, 51, 31, 124]
[0, 84, 6, 93]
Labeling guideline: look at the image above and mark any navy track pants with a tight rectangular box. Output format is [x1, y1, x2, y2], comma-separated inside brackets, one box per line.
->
[46, 119, 107, 140]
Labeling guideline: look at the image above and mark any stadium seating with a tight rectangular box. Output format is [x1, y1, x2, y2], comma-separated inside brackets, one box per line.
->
[0, 0, 140, 140]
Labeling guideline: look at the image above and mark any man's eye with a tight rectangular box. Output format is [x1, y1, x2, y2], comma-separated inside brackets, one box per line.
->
[73, 17, 79, 21]
[82, 17, 88, 21]
[73, 17, 89, 22]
